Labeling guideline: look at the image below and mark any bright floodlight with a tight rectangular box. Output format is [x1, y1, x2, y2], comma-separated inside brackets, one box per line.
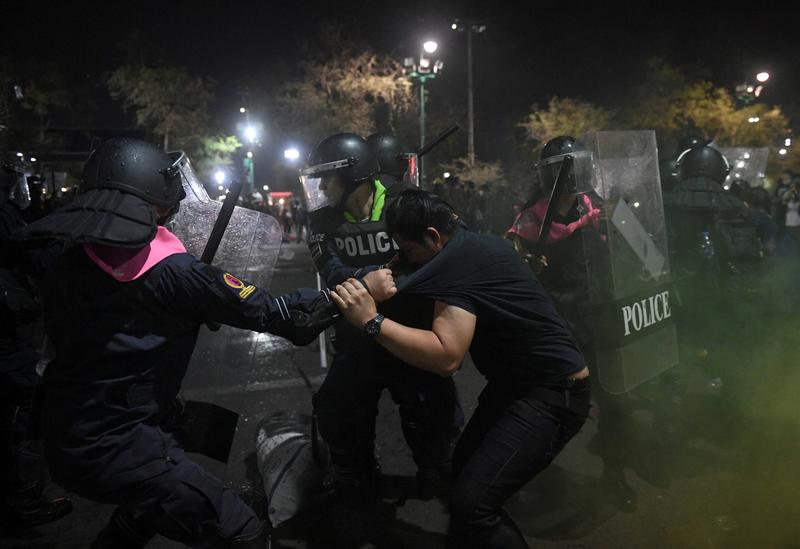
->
[239, 107, 246, 113]
[443, 172, 451, 178]
[756, 72, 770, 83]
[214, 170, 226, 185]
[16, 152, 23, 157]
[284, 148, 300, 161]
[423, 41, 438, 54]
[785, 138, 792, 147]
[245, 126, 257, 142]
[779, 148, 788, 155]
[30, 157, 37, 162]
[451, 23, 458, 30]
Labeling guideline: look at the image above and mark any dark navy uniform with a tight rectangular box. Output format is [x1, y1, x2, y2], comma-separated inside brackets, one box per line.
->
[309, 180, 459, 486]
[41, 245, 331, 547]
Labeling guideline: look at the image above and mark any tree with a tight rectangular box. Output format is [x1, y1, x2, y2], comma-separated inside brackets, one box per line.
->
[192, 135, 242, 178]
[437, 157, 506, 189]
[107, 65, 213, 151]
[518, 97, 612, 153]
[274, 49, 414, 146]
[622, 59, 791, 164]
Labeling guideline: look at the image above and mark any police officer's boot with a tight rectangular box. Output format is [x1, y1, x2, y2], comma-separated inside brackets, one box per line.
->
[91, 508, 154, 549]
[230, 520, 273, 548]
[2, 480, 72, 533]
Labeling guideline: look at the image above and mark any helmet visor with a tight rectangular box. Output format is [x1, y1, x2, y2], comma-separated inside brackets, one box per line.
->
[537, 150, 596, 195]
[167, 151, 210, 203]
[299, 157, 353, 211]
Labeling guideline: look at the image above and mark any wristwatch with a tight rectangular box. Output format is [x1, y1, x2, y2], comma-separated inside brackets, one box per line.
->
[364, 313, 385, 338]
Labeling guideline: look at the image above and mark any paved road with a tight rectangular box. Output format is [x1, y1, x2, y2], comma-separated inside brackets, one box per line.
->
[4, 241, 800, 548]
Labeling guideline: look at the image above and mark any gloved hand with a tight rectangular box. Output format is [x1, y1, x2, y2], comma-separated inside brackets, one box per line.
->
[267, 288, 341, 346]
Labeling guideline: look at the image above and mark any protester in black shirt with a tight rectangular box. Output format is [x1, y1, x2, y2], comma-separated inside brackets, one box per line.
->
[331, 189, 590, 549]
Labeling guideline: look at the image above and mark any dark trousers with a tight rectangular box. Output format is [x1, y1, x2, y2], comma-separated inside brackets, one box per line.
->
[1, 365, 39, 497]
[91, 454, 260, 548]
[447, 379, 589, 549]
[314, 343, 461, 484]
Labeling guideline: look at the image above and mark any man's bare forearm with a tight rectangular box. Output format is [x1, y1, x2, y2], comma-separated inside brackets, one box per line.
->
[375, 319, 461, 377]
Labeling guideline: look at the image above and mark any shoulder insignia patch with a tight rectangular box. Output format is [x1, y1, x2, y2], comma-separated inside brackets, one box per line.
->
[223, 272, 256, 299]
[223, 273, 244, 289]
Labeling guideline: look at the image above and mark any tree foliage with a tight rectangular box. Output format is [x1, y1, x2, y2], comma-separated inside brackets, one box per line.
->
[107, 65, 213, 151]
[437, 157, 506, 189]
[622, 59, 791, 163]
[275, 50, 414, 146]
[192, 135, 242, 177]
[518, 97, 612, 152]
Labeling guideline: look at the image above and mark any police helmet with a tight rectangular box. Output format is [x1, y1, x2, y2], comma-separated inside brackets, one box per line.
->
[537, 135, 594, 195]
[16, 138, 203, 247]
[366, 133, 408, 181]
[305, 133, 378, 190]
[675, 133, 711, 158]
[80, 138, 189, 207]
[301, 133, 378, 210]
[677, 145, 731, 184]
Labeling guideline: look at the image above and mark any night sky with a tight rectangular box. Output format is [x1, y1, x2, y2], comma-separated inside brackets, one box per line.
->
[6, 0, 799, 162]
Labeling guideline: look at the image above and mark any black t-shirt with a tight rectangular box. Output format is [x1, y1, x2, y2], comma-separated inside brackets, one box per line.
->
[396, 229, 586, 386]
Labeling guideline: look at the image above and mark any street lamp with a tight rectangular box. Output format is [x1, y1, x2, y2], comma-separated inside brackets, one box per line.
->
[736, 70, 771, 105]
[452, 18, 486, 166]
[283, 148, 300, 161]
[238, 112, 262, 196]
[214, 170, 226, 184]
[404, 40, 444, 188]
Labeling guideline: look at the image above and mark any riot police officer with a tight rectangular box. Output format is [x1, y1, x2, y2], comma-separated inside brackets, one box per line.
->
[507, 135, 643, 510]
[15, 138, 338, 548]
[301, 132, 459, 498]
[0, 162, 72, 534]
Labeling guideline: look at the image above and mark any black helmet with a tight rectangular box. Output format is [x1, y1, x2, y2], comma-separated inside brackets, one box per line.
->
[675, 133, 710, 158]
[677, 145, 730, 184]
[16, 138, 199, 247]
[537, 135, 593, 195]
[80, 138, 186, 207]
[540, 135, 583, 161]
[301, 133, 378, 210]
[366, 133, 407, 181]
[305, 133, 378, 189]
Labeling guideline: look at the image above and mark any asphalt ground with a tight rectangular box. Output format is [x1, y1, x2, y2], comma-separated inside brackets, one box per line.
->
[4, 241, 800, 548]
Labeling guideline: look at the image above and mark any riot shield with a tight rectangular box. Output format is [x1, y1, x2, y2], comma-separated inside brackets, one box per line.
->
[718, 147, 769, 188]
[580, 131, 679, 394]
[168, 158, 282, 290]
[166, 160, 285, 468]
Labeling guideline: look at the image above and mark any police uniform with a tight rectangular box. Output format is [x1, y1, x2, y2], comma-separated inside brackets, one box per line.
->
[309, 179, 459, 485]
[39, 242, 332, 547]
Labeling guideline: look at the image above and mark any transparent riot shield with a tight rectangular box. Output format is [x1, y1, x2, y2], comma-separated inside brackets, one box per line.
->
[718, 147, 769, 188]
[167, 162, 285, 471]
[580, 131, 679, 394]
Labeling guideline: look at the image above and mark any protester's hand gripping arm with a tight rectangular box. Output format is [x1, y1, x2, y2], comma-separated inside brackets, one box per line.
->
[331, 279, 475, 377]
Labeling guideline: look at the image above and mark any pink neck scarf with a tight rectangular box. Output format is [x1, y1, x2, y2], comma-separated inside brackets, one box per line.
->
[84, 226, 187, 282]
[506, 194, 600, 244]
